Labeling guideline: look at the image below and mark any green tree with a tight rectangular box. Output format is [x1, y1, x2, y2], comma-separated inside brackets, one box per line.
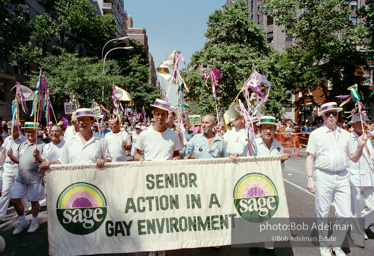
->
[184, 0, 289, 118]
[0, 0, 30, 59]
[263, 0, 370, 105]
[11, 0, 116, 73]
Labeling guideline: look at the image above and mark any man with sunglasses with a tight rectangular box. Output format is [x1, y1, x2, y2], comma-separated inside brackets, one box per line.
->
[306, 102, 367, 256]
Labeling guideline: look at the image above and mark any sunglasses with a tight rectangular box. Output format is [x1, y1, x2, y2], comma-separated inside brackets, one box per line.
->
[324, 111, 338, 117]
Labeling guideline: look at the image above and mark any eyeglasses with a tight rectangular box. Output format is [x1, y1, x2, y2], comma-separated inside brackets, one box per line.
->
[324, 112, 338, 117]
[261, 127, 275, 132]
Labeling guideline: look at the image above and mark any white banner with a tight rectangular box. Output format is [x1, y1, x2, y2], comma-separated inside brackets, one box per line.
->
[46, 156, 290, 255]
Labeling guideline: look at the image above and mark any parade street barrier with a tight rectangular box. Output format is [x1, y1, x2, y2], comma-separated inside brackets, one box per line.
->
[274, 133, 310, 157]
[46, 156, 290, 255]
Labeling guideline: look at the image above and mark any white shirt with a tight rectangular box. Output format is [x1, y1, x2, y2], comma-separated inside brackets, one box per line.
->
[60, 132, 111, 164]
[104, 131, 132, 162]
[306, 126, 355, 172]
[2, 134, 26, 172]
[64, 125, 78, 141]
[135, 127, 181, 161]
[41, 141, 65, 162]
[255, 137, 285, 169]
[223, 128, 248, 156]
[348, 131, 374, 187]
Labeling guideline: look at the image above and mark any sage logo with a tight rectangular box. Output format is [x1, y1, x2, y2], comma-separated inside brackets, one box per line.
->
[233, 173, 279, 223]
[56, 182, 107, 235]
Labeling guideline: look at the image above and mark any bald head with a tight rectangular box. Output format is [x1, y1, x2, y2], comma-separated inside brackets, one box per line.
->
[201, 115, 215, 134]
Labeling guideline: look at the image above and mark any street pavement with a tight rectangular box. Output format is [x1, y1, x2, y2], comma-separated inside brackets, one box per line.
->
[0, 155, 374, 255]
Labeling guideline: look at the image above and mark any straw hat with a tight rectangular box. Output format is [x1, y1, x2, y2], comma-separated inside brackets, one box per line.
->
[150, 99, 172, 112]
[75, 108, 96, 118]
[22, 122, 40, 130]
[318, 102, 343, 116]
[257, 116, 278, 126]
[351, 114, 369, 123]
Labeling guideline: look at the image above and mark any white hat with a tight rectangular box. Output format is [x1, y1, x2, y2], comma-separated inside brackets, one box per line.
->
[318, 102, 343, 116]
[150, 99, 172, 112]
[257, 116, 278, 126]
[75, 108, 96, 118]
[22, 122, 40, 130]
[135, 125, 141, 129]
[351, 114, 369, 123]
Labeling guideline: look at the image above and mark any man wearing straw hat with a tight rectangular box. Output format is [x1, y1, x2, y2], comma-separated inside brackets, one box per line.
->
[0, 121, 26, 222]
[306, 102, 367, 256]
[134, 99, 180, 256]
[63, 111, 78, 141]
[349, 114, 374, 239]
[47, 108, 111, 167]
[7, 122, 45, 234]
[253, 116, 289, 254]
[134, 99, 181, 161]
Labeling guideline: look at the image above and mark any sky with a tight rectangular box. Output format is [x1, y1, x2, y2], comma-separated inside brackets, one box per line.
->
[124, 0, 227, 105]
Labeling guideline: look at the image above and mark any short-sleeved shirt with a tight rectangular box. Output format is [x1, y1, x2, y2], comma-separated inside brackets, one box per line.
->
[135, 127, 180, 161]
[60, 132, 111, 164]
[104, 131, 132, 162]
[17, 140, 45, 184]
[64, 125, 78, 141]
[255, 137, 285, 169]
[184, 133, 227, 159]
[306, 125, 355, 172]
[41, 141, 65, 162]
[2, 135, 27, 172]
[223, 128, 248, 156]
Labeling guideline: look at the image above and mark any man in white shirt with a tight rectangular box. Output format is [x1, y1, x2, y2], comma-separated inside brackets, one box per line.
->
[349, 114, 374, 239]
[105, 118, 132, 162]
[224, 116, 248, 157]
[46, 108, 111, 168]
[0, 122, 26, 221]
[135, 100, 181, 162]
[63, 112, 78, 141]
[306, 102, 367, 256]
[130, 125, 142, 157]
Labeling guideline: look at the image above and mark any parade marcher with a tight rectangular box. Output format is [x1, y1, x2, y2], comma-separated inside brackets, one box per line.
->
[43, 108, 111, 168]
[224, 115, 248, 158]
[134, 99, 181, 162]
[134, 99, 181, 256]
[131, 125, 142, 158]
[183, 114, 227, 159]
[63, 112, 78, 141]
[105, 118, 132, 162]
[306, 102, 367, 256]
[8, 122, 45, 234]
[349, 114, 374, 237]
[37, 124, 65, 170]
[0, 122, 27, 222]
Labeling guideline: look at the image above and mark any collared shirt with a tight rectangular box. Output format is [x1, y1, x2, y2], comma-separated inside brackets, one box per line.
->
[348, 131, 374, 187]
[306, 125, 355, 172]
[64, 125, 78, 141]
[223, 128, 248, 156]
[255, 137, 285, 169]
[41, 141, 65, 162]
[60, 132, 111, 164]
[184, 133, 227, 159]
[104, 131, 132, 162]
[2, 134, 26, 172]
[17, 139, 45, 184]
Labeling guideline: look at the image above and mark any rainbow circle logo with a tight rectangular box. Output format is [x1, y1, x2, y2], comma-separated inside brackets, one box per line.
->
[233, 173, 279, 223]
[56, 182, 107, 235]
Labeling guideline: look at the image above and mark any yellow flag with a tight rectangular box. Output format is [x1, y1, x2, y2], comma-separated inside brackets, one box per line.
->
[157, 51, 176, 81]
[114, 86, 133, 104]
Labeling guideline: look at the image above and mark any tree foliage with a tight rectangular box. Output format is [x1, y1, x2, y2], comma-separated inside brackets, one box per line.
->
[263, 0, 370, 105]
[0, 0, 30, 60]
[184, 0, 290, 118]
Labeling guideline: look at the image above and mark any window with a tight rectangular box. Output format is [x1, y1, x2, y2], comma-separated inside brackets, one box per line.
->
[351, 17, 357, 25]
[267, 32, 273, 43]
[267, 16, 273, 26]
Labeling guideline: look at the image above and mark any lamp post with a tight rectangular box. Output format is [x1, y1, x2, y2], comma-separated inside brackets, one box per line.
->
[101, 36, 129, 59]
[102, 46, 134, 101]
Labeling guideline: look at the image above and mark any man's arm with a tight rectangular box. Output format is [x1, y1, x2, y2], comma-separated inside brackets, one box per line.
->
[172, 150, 181, 160]
[306, 153, 315, 194]
[0, 147, 6, 164]
[7, 148, 19, 164]
[349, 133, 367, 162]
[134, 148, 144, 162]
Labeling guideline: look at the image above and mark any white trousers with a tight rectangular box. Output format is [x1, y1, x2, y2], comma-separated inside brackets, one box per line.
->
[0, 169, 17, 219]
[315, 169, 352, 247]
[352, 186, 374, 229]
